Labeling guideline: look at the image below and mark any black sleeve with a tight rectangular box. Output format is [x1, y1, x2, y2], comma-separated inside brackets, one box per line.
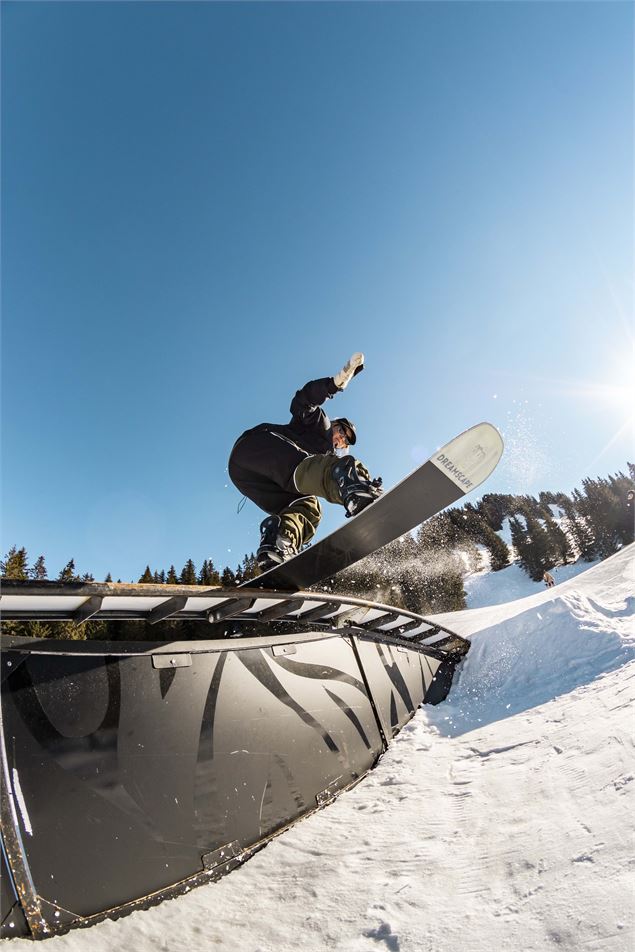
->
[290, 377, 339, 423]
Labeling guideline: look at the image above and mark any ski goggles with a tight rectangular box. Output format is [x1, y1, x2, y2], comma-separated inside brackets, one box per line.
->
[332, 418, 357, 445]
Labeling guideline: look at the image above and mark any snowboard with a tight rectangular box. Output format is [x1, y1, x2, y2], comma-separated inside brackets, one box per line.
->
[241, 422, 504, 593]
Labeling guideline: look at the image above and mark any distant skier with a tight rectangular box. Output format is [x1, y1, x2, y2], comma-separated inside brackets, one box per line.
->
[624, 490, 635, 543]
[228, 353, 383, 570]
[543, 570, 555, 588]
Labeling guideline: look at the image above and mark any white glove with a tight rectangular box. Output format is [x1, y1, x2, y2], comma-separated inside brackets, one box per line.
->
[333, 352, 365, 390]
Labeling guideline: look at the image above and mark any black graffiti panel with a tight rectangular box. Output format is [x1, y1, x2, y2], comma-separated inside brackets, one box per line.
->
[2, 651, 220, 918]
[0, 634, 442, 936]
[192, 640, 383, 845]
[353, 640, 430, 738]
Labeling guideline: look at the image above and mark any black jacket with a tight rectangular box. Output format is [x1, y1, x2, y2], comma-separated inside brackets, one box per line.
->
[228, 377, 340, 513]
[246, 376, 339, 455]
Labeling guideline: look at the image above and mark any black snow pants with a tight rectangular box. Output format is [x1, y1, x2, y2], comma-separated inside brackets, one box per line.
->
[228, 429, 309, 514]
[228, 430, 325, 548]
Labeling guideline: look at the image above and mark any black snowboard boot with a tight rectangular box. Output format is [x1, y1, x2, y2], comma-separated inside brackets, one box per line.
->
[257, 515, 298, 570]
[332, 456, 383, 518]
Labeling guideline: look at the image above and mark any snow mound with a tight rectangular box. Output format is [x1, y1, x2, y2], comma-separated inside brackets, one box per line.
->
[428, 545, 635, 735]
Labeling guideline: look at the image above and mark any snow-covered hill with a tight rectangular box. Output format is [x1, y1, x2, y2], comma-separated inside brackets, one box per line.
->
[9, 546, 634, 952]
[463, 552, 602, 609]
[462, 506, 599, 610]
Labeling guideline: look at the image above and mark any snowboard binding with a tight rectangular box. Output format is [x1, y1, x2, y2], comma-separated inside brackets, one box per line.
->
[332, 457, 383, 518]
[257, 515, 298, 570]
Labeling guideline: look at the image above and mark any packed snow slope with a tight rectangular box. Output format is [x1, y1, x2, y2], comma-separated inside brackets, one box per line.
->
[462, 551, 602, 608]
[6, 546, 634, 952]
[433, 545, 634, 734]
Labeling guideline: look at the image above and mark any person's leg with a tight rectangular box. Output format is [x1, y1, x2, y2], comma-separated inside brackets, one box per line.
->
[278, 496, 323, 548]
[258, 496, 322, 566]
[229, 431, 306, 515]
[293, 455, 342, 504]
[294, 454, 382, 517]
[228, 432, 325, 567]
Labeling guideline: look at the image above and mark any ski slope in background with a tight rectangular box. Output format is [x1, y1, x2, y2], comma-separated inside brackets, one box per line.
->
[462, 510, 603, 609]
[463, 552, 603, 609]
[5, 547, 634, 952]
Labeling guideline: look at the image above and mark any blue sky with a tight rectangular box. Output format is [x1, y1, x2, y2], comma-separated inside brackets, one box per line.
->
[2, 1, 633, 582]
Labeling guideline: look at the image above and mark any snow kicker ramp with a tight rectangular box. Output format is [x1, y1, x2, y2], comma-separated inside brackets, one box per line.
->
[0, 582, 469, 939]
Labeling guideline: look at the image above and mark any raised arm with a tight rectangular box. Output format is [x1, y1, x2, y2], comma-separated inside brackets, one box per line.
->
[289, 354, 365, 423]
[289, 377, 339, 421]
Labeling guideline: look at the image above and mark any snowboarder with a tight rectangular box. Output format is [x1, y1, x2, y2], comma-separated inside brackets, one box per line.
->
[543, 570, 555, 588]
[228, 353, 383, 570]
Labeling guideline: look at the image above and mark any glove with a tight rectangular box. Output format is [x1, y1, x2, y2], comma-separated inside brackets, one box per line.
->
[333, 352, 365, 390]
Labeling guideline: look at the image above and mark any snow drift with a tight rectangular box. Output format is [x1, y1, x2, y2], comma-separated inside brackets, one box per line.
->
[431, 546, 635, 734]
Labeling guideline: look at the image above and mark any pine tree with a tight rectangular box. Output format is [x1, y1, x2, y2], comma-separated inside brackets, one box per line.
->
[481, 523, 511, 571]
[509, 516, 532, 573]
[523, 516, 556, 580]
[539, 491, 563, 513]
[105, 572, 113, 582]
[58, 559, 80, 582]
[560, 496, 594, 560]
[1, 546, 30, 579]
[410, 550, 466, 613]
[166, 565, 179, 584]
[574, 478, 621, 558]
[478, 493, 509, 531]
[446, 509, 481, 572]
[449, 506, 510, 572]
[139, 566, 154, 583]
[542, 511, 573, 564]
[239, 553, 258, 582]
[180, 559, 197, 585]
[608, 473, 635, 545]
[198, 559, 222, 586]
[416, 511, 460, 552]
[221, 566, 236, 587]
[390, 516, 464, 612]
[30, 555, 48, 580]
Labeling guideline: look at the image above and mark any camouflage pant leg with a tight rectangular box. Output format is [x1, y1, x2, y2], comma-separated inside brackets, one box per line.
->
[293, 455, 341, 505]
[278, 496, 323, 549]
[294, 454, 372, 506]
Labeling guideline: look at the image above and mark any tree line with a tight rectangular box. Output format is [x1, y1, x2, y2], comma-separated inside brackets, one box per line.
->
[323, 467, 634, 613]
[3, 465, 633, 630]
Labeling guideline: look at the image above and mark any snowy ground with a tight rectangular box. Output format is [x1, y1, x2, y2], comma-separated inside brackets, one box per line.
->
[6, 547, 635, 951]
[463, 553, 602, 609]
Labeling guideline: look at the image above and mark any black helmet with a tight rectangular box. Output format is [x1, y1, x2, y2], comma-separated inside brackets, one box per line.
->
[332, 417, 357, 445]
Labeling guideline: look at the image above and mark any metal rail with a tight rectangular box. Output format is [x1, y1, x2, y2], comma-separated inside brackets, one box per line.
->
[0, 582, 469, 657]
